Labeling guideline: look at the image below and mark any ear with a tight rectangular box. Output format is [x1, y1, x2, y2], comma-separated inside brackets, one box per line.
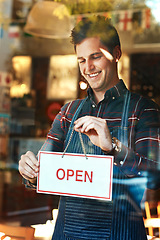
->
[113, 46, 122, 62]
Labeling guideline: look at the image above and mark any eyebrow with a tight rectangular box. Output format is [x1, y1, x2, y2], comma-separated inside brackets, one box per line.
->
[77, 51, 102, 60]
[91, 52, 103, 57]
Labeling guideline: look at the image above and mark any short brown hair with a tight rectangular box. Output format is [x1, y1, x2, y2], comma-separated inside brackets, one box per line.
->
[71, 15, 121, 54]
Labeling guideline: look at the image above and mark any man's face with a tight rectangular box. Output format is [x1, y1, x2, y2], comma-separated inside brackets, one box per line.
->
[76, 37, 118, 96]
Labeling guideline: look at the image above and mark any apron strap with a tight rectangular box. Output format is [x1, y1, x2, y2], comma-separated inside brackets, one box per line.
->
[119, 90, 131, 147]
[65, 97, 88, 144]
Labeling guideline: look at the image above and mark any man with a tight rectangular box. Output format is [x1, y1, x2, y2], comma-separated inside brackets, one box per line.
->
[19, 16, 160, 239]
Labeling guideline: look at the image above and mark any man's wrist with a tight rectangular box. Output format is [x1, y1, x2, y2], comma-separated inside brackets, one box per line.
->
[103, 137, 122, 155]
[22, 178, 37, 189]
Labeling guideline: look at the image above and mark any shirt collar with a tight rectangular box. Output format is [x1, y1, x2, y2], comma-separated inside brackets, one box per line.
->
[87, 79, 128, 104]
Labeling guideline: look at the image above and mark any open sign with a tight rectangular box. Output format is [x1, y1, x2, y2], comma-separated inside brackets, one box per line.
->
[37, 151, 113, 201]
[56, 168, 93, 182]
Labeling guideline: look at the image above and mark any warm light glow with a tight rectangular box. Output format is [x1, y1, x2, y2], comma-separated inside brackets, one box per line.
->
[147, 236, 153, 240]
[12, 56, 31, 69]
[32, 221, 54, 238]
[10, 85, 28, 98]
[13, 62, 20, 71]
[52, 209, 58, 221]
[79, 81, 87, 90]
[11, 56, 31, 98]
[31, 209, 58, 238]
[0, 232, 5, 238]
[47, 55, 78, 100]
[0, 233, 11, 240]
[100, 48, 114, 61]
[144, 218, 160, 228]
[21, 83, 26, 89]
[3, 237, 11, 240]
[118, 54, 130, 89]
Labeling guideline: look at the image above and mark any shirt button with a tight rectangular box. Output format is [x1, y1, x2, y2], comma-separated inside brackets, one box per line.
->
[112, 96, 115, 100]
[120, 161, 123, 165]
[92, 104, 96, 108]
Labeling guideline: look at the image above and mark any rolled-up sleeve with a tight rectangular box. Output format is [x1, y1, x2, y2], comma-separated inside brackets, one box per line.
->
[114, 100, 160, 178]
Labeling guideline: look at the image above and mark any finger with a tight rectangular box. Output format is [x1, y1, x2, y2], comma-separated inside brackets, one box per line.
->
[80, 118, 104, 133]
[74, 116, 87, 130]
[83, 122, 100, 133]
[19, 159, 38, 179]
[19, 165, 36, 179]
[26, 151, 39, 167]
[19, 151, 39, 179]
[22, 153, 39, 172]
[20, 165, 37, 180]
[74, 116, 96, 131]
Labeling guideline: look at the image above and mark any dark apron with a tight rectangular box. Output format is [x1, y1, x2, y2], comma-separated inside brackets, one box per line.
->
[52, 91, 147, 240]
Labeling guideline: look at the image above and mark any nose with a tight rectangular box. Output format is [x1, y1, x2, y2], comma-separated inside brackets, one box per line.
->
[85, 59, 95, 73]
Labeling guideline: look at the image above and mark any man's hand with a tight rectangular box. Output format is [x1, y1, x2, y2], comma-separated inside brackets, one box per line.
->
[74, 116, 112, 152]
[19, 151, 39, 183]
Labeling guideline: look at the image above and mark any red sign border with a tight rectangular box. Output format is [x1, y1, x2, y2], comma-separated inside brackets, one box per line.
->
[37, 151, 113, 200]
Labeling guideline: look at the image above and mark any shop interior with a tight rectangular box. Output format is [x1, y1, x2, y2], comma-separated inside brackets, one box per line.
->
[0, 0, 160, 239]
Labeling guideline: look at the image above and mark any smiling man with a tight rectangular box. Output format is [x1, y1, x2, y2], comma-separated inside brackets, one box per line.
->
[19, 16, 160, 240]
[76, 37, 120, 102]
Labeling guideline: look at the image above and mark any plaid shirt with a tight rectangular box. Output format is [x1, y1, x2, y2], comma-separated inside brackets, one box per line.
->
[26, 80, 160, 188]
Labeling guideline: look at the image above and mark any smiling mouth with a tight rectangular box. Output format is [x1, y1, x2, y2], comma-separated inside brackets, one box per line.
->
[87, 71, 101, 78]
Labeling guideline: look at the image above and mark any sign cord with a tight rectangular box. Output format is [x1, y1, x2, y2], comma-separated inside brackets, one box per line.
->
[62, 129, 88, 160]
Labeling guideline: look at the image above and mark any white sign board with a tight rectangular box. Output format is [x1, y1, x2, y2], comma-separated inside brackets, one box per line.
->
[37, 151, 113, 201]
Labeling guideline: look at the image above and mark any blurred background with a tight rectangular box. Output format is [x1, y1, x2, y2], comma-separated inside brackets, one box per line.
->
[0, 0, 160, 239]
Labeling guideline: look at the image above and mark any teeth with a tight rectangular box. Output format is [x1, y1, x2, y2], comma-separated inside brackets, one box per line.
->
[88, 72, 99, 77]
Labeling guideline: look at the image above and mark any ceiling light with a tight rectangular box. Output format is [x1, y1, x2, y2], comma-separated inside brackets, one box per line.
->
[24, 1, 72, 39]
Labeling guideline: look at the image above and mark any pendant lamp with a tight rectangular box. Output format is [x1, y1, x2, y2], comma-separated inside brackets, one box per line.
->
[24, 1, 72, 39]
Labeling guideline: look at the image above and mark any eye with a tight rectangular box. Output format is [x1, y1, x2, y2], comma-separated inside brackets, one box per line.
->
[78, 59, 85, 64]
[92, 54, 103, 60]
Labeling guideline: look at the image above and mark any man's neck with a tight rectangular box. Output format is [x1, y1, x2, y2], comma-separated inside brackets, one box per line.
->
[93, 91, 105, 104]
[93, 78, 120, 104]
